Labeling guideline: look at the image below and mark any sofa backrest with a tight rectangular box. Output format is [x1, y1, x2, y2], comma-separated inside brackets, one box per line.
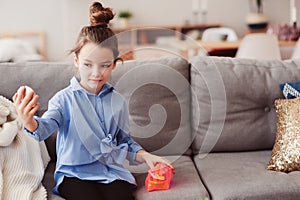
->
[0, 57, 193, 161]
[0, 62, 74, 115]
[190, 56, 300, 154]
[110, 57, 193, 156]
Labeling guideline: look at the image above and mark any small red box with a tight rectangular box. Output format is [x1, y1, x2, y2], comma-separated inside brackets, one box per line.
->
[145, 163, 174, 192]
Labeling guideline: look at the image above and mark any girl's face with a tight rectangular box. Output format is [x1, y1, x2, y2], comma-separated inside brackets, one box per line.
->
[74, 42, 116, 94]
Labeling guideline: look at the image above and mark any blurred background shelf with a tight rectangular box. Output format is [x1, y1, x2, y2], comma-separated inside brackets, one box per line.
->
[112, 23, 221, 46]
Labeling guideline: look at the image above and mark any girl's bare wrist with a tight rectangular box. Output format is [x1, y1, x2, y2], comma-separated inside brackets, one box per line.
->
[24, 119, 38, 133]
[136, 149, 148, 163]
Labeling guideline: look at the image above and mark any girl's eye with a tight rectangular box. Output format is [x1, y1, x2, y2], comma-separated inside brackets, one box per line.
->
[84, 63, 92, 68]
[101, 64, 111, 68]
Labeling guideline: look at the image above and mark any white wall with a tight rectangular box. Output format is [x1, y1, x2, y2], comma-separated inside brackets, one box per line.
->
[0, 0, 297, 61]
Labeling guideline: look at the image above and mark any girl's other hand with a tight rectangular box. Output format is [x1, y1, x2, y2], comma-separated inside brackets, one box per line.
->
[136, 150, 174, 170]
[13, 86, 39, 132]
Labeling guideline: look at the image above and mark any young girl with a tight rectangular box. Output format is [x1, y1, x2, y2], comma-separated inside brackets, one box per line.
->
[13, 2, 173, 200]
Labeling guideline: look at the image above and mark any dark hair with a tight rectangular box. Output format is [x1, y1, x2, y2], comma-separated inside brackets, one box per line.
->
[70, 2, 120, 60]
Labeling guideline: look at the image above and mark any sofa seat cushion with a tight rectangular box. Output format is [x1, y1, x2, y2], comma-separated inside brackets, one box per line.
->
[44, 156, 209, 200]
[133, 155, 210, 200]
[110, 57, 193, 156]
[194, 151, 300, 200]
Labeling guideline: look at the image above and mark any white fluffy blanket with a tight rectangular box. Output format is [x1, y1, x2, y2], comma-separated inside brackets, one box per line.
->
[0, 95, 50, 200]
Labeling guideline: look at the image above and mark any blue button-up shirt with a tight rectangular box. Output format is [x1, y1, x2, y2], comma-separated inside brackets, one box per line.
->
[26, 77, 143, 194]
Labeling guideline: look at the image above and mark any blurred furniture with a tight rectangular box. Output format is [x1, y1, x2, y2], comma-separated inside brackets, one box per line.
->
[112, 23, 222, 60]
[245, 12, 269, 34]
[112, 23, 221, 46]
[196, 40, 239, 57]
[235, 33, 281, 60]
[201, 27, 238, 41]
[291, 38, 300, 59]
[172, 40, 240, 59]
[206, 48, 238, 57]
[246, 27, 268, 34]
[201, 27, 238, 57]
[0, 32, 46, 61]
[172, 38, 296, 60]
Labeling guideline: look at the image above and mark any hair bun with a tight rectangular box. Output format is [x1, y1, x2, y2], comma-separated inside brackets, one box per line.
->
[89, 2, 114, 27]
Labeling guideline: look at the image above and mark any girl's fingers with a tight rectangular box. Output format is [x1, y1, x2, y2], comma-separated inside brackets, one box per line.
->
[21, 89, 34, 105]
[12, 93, 18, 104]
[24, 94, 39, 114]
[147, 160, 155, 169]
[18, 86, 26, 100]
[154, 157, 174, 170]
[151, 159, 173, 170]
[28, 94, 39, 108]
[158, 160, 173, 170]
[163, 158, 174, 169]
[13, 86, 25, 105]
[28, 102, 40, 116]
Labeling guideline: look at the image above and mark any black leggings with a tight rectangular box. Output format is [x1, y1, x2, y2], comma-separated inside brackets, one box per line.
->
[58, 177, 135, 200]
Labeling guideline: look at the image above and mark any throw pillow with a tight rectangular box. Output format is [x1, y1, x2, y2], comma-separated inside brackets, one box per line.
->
[280, 81, 300, 99]
[267, 98, 300, 172]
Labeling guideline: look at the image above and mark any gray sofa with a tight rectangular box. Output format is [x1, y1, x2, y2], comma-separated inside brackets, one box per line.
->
[0, 56, 300, 200]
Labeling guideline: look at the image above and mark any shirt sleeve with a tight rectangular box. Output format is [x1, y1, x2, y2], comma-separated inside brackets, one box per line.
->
[117, 128, 143, 165]
[24, 93, 63, 142]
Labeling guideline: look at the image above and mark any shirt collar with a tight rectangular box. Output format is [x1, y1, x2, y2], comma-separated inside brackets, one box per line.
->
[70, 76, 114, 97]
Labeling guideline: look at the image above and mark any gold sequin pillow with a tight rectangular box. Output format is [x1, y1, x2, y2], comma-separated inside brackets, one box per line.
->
[267, 98, 300, 172]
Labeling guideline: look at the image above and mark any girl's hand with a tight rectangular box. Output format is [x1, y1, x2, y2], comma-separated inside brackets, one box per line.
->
[136, 150, 174, 170]
[13, 86, 39, 132]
